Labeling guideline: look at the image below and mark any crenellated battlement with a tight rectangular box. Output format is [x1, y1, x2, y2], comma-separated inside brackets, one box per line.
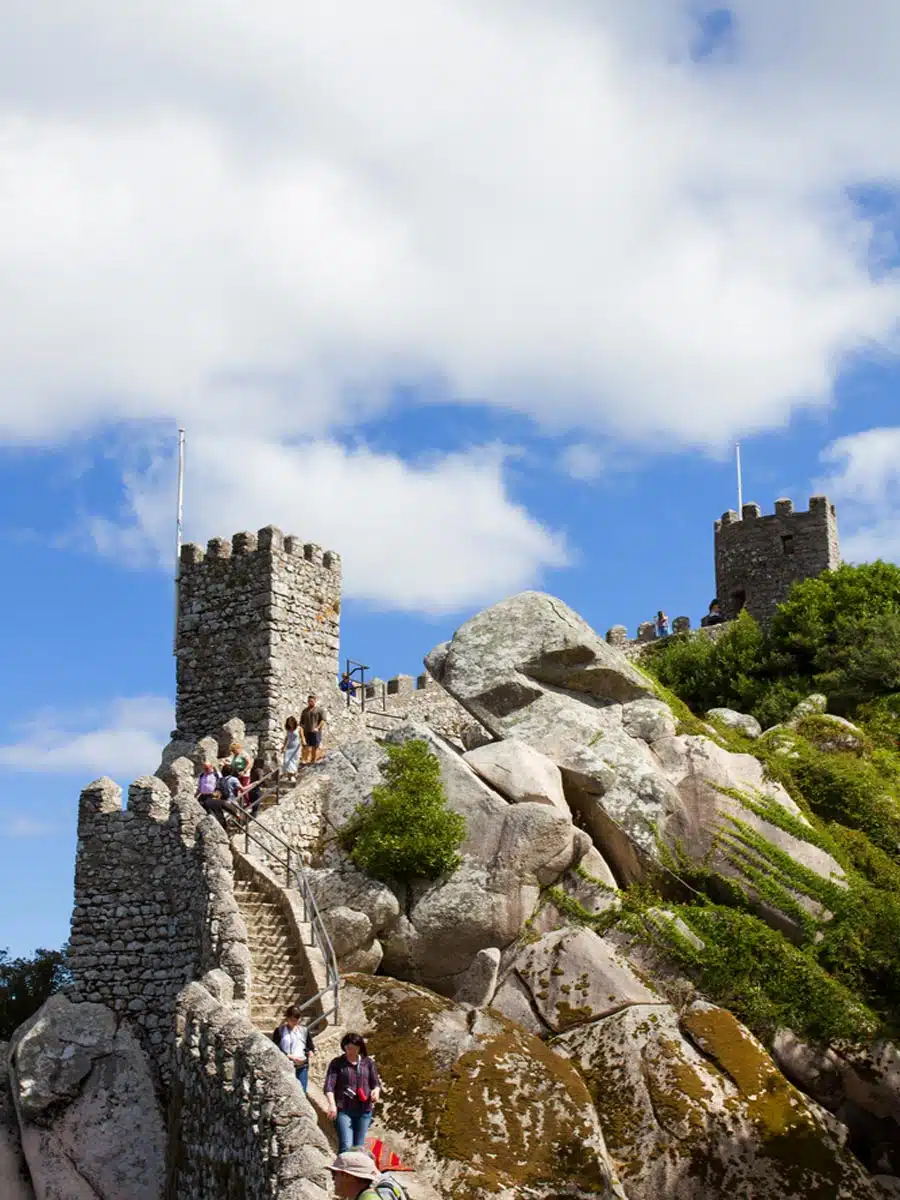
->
[179, 525, 341, 571]
[714, 495, 840, 625]
[363, 672, 436, 699]
[714, 495, 834, 533]
[176, 525, 342, 751]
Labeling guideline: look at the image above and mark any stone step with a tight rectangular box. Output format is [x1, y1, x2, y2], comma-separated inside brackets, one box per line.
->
[249, 958, 305, 974]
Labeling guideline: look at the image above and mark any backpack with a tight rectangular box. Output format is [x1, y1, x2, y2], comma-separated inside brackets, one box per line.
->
[361, 1179, 407, 1200]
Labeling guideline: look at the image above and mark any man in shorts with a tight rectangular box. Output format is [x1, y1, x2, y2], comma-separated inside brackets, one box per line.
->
[300, 694, 326, 764]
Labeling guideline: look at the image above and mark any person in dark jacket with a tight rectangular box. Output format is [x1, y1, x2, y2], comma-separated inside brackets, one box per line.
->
[324, 1032, 382, 1152]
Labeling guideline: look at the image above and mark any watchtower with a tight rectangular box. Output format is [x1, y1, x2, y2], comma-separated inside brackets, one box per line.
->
[175, 526, 341, 753]
[714, 496, 840, 625]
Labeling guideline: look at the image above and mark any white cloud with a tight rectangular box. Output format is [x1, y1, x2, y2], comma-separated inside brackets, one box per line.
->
[817, 427, 900, 563]
[0, 697, 173, 779]
[559, 443, 608, 482]
[0, 3, 898, 450]
[88, 433, 568, 614]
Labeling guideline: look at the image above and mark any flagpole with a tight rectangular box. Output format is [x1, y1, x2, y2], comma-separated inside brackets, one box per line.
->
[173, 428, 186, 656]
[736, 442, 743, 513]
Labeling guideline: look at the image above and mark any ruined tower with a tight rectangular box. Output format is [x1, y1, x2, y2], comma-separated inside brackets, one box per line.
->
[714, 496, 840, 625]
[175, 525, 341, 752]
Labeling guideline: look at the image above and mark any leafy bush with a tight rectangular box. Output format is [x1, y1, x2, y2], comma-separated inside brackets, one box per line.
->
[817, 883, 900, 1025]
[647, 561, 900, 726]
[765, 738, 900, 861]
[647, 611, 807, 725]
[340, 739, 466, 883]
[663, 904, 879, 1045]
[769, 561, 900, 687]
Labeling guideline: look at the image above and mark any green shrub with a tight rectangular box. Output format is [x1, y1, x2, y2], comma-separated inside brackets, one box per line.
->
[647, 611, 777, 718]
[857, 693, 900, 752]
[770, 561, 900, 684]
[653, 904, 878, 1045]
[647, 562, 900, 726]
[769, 739, 900, 860]
[829, 824, 900, 891]
[340, 739, 466, 883]
[816, 883, 900, 1026]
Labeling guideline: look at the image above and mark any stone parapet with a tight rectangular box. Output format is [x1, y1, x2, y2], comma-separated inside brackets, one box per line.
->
[605, 620, 734, 661]
[358, 671, 489, 748]
[68, 770, 251, 1087]
[167, 978, 330, 1200]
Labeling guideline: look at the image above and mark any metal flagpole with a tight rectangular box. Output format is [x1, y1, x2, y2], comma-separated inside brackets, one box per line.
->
[736, 442, 743, 513]
[173, 428, 186, 655]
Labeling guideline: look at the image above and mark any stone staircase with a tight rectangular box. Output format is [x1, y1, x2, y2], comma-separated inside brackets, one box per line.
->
[233, 872, 321, 1034]
[231, 848, 441, 1199]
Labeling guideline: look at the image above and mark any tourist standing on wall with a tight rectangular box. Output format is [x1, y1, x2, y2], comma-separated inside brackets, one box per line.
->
[300, 694, 326, 764]
[324, 1033, 382, 1152]
[276, 1005, 314, 1093]
[655, 610, 669, 638]
[282, 715, 301, 775]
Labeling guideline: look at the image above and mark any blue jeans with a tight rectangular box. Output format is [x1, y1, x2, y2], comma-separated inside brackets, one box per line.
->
[295, 1065, 309, 1093]
[335, 1108, 372, 1152]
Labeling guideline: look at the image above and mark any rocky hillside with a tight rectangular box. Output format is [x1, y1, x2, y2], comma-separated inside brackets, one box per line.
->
[289, 591, 900, 1198]
[3, 588, 899, 1199]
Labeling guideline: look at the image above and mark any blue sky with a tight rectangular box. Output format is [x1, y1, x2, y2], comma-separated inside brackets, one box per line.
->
[2, 2, 900, 956]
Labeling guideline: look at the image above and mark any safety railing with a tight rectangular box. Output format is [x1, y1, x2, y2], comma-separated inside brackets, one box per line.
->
[225, 797, 341, 1034]
[234, 763, 283, 808]
[341, 657, 368, 711]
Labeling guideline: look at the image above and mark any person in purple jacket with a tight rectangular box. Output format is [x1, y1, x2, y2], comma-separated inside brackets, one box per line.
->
[324, 1032, 382, 1153]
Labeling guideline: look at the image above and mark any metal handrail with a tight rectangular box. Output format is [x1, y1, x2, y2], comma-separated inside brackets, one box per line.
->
[225, 799, 341, 1033]
[343, 657, 368, 711]
[234, 763, 283, 806]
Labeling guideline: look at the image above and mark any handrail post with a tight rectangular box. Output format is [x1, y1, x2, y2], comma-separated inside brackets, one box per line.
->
[285, 846, 291, 888]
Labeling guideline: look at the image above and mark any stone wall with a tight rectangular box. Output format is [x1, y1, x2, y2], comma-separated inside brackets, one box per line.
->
[714, 496, 840, 624]
[355, 672, 489, 746]
[166, 976, 330, 1200]
[176, 527, 341, 754]
[606, 618, 734, 661]
[67, 774, 252, 1086]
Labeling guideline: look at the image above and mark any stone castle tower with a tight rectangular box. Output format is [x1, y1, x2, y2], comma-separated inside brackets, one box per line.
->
[714, 496, 840, 625]
[174, 525, 342, 753]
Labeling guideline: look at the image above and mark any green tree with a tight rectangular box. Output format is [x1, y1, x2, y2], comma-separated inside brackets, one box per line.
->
[341, 739, 467, 883]
[648, 562, 900, 725]
[0, 945, 71, 1040]
[769, 561, 900, 711]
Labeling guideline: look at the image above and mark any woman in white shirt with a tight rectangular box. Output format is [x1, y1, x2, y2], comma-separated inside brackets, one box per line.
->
[277, 1004, 314, 1092]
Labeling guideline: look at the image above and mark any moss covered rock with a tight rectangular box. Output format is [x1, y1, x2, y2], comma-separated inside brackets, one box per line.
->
[556, 1001, 885, 1200]
[339, 973, 627, 1199]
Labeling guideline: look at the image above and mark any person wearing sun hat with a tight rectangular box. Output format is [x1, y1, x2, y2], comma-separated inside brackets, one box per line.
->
[327, 1149, 381, 1198]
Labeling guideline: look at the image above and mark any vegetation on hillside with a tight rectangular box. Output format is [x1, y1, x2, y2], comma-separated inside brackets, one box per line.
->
[577, 562, 900, 1047]
[645, 561, 900, 728]
[0, 945, 70, 1040]
[340, 738, 466, 883]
